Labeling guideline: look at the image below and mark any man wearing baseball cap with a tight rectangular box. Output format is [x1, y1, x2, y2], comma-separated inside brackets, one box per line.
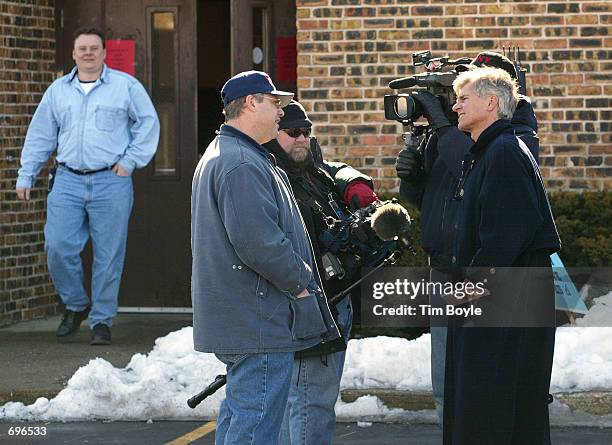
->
[191, 72, 340, 444]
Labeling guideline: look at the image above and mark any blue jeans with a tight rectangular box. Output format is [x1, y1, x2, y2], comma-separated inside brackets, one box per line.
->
[278, 296, 353, 445]
[215, 352, 294, 445]
[430, 268, 450, 427]
[431, 326, 447, 426]
[44, 167, 133, 327]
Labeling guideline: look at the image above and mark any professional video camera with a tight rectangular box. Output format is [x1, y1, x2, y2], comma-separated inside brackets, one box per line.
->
[384, 49, 528, 127]
[308, 136, 413, 295]
[319, 200, 410, 281]
[383, 49, 528, 161]
[384, 50, 471, 126]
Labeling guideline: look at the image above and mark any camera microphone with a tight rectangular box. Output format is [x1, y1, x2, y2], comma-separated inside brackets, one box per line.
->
[388, 77, 417, 90]
[371, 202, 411, 241]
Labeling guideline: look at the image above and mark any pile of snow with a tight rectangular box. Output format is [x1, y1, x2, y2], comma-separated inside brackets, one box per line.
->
[1, 328, 226, 421]
[576, 291, 612, 327]
[342, 335, 432, 391]
[551, 328, 612, 392]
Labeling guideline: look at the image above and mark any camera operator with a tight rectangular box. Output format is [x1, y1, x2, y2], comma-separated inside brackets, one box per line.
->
[264, 100, 378, 445]
[395, 52, 540, 427]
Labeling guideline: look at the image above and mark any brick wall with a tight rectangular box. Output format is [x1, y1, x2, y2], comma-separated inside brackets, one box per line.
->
[296, 0, 612, 192]
[0, 0, 57, 326]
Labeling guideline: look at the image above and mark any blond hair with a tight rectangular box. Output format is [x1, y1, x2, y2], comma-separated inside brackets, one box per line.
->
[453, 67, 519, 119]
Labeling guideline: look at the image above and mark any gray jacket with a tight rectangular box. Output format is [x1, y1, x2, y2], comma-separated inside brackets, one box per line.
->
[191, 124, 340, 353]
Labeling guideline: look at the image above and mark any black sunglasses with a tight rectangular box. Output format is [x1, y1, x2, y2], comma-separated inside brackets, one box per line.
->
[283, 127, 311, 138]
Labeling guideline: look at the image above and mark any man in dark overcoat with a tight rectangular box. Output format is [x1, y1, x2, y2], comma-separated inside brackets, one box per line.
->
[443, 67, 560, 445]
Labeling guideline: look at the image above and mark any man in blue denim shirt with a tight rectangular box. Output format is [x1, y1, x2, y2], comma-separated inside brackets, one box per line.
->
[15, 28, 159, 345]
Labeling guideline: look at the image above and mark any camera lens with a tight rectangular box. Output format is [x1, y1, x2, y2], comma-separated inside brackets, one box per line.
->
[384, 94, 422, 122]
[394, 96, 409, 119]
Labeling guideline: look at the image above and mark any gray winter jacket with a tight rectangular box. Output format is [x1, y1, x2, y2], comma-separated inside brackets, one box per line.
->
[191, 124, 340, 353]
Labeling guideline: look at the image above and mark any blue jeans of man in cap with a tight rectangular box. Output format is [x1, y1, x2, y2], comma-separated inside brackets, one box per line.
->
[44, 167, 133, 327]
[214, 351, 294, 445]
[278, 296, 353, 445]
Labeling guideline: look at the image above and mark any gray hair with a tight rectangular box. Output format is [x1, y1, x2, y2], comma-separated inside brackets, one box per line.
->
[453, 67, 519, 119]
[223, 93, 265, 120]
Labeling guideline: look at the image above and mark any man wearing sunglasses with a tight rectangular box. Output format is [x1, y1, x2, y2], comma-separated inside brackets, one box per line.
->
[264, 100, 378, 445]
[192, 73, 340, 445]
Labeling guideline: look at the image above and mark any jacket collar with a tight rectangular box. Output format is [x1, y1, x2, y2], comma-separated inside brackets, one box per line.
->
[470, 119, 513, 155]
[66, 64, 110, 83]
[220, 124, 276, 163]
[263, 139, 315, 174]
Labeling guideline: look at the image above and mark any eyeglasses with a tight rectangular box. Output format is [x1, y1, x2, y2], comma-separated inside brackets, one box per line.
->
[262, 96, 283, 109]
[282, 127, 312, 138]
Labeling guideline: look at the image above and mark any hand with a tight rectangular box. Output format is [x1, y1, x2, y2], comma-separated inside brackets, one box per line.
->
[344, 181, 378, 210]
[16, 187, 31, 201]
[112, 164, 130, 177]
[412, 91, 452, 130]
[444, 280, 491, 306]
[395, 147, 421, 179]
[295, 289, 310, 299]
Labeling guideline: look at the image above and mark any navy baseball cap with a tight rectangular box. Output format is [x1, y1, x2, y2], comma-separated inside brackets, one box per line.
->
[221, 71, 294, 107]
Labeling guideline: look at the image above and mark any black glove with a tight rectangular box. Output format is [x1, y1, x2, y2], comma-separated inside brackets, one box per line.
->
[395, 147, 422, 180]
[412, 91, 453, 130]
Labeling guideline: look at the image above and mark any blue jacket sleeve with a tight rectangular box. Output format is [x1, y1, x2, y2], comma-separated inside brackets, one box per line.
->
[117, 81, 160, 174]
[217, 162, 313, 296]
[16, 88, 59, 189]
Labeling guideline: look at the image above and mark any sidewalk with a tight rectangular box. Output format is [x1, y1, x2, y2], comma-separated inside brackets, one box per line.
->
[1, 315, 611, 417]
[0, 314, 193, 405]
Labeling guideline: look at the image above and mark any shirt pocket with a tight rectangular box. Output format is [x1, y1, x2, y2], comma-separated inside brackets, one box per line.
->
[95, 105, 126, 132]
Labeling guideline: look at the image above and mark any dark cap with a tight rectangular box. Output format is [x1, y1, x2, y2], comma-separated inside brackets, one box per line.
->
[221, 71, 293, 107]
[471, 52, 518, 79]
[455, 63, 476, 74]
[279, 100, 312, 129]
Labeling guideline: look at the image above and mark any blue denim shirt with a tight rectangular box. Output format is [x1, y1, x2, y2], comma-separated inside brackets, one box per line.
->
[17, 64, 160, 189]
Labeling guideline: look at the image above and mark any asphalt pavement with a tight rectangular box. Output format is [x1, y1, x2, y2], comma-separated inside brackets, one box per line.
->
[1, 421, 612, 445]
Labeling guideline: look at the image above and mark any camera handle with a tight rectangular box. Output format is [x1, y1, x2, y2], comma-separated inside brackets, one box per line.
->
[402, 123, 429, 154]
[187, 374, 227, 409]
[327, 251, 400, 307]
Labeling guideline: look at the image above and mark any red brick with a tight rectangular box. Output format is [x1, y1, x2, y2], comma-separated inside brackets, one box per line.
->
[298, 19, 329, 30]
[566, 15, 599, 25]
[534, 38, 568, 49]
[347, 147, 381, 157]
[362, 135, 397, 146]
